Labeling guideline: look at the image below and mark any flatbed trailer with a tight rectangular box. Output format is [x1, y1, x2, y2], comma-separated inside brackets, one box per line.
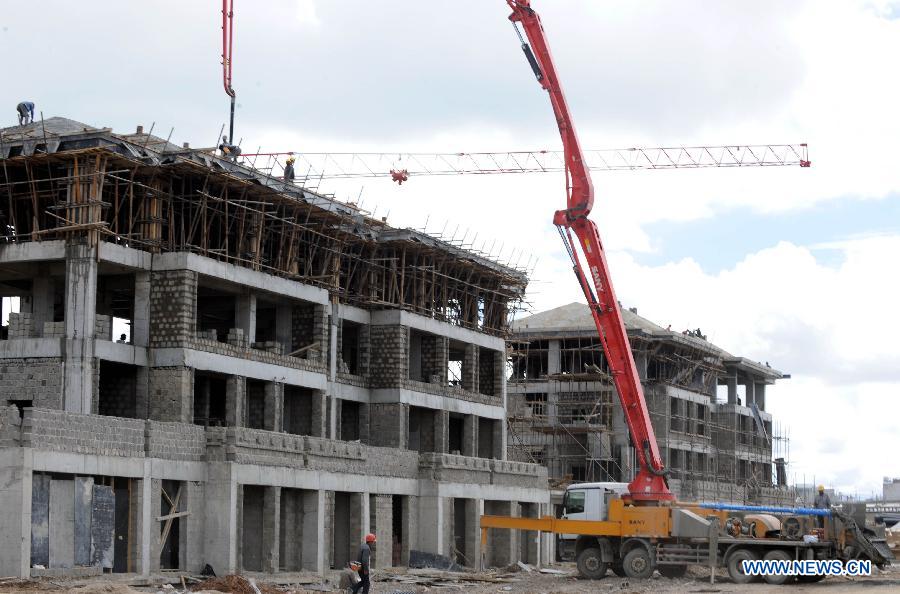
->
[480, 502, 893, 585]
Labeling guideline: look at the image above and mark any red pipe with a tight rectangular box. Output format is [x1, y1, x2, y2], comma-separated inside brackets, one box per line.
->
[222, 0, 235, 97]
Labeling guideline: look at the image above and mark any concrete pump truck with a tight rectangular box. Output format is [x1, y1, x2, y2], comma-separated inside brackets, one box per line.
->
[480, 1, 893, 584]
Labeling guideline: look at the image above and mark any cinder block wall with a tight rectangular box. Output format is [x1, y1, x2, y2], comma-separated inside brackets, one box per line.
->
[369, 326, 408, 388]
[149, 270, 198, 347]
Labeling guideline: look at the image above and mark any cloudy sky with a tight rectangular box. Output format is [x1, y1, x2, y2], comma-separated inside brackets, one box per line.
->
[3, 0, 899, 497]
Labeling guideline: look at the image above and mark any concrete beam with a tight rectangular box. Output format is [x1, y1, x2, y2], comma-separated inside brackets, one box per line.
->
[152, 347, 327, 390]
[370, 388, 505, 420]
[98, 242, 152, 270]
[371, 310, 504, 350]
[153, 252, 328, 305]
[0, 240, 65, 264]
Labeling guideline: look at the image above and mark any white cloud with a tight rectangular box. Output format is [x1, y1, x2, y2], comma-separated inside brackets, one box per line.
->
[295, 0, 320, 28]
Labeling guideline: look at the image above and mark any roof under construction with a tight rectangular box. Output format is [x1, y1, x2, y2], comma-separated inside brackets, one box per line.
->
[0, 117, 528, 335]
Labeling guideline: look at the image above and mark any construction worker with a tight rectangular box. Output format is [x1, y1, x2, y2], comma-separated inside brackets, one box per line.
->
[16, 101, 34, 125]
[814, 485, 831, 529]
[218, 135, 241, 161]
[284, 156, 295, 183]
[350, 533, 376, 594]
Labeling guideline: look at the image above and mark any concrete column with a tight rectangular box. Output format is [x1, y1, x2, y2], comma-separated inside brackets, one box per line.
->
[264, 382, 284, 432]
[133, 272, 150, 347]
[484, 501, 517, 567]
[139, 462, 152, 576]
[547, 339, 561, 375]
[63, 242, 97, 413]
[462, 344, 478, 392]
[417, 496, 446, 555]
[263, 486, 281, 573]
[401, 496, 416, 566]
[499, 351, 508, 461]
[547, 392, 559, 425]
[464, 499, 482, 569]
[328, 304, 339, 439]
[745, 379, 756, 407]
[203, 464, 239, 574]
[31, 273, 54, 337]
[373, 495, 393, 568]
[0, 449, 32, 577]
[311, 390, 327, 437]
[434, 409, 450, 454]
[185, 481, 205, 573]
[755, 383, 766, 411]
[236, 292, 257, 345]
[302, 490, 326, 574]
[226, 376, 246, 427]
[462, 414, 477, 457]
[351, 493, 369, 554]
[726, 375, 738, 405]
[492, 420, 504, 460]
[276, 302, 292, 355]
[148, 480, 163, 572]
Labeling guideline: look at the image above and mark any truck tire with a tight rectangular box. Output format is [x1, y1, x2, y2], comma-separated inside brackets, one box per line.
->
[762, 550, 792, 585]
[658, 564, 687, 578]
[726, 548, 758, 584]
[622, 547, 654, 579]
[576, 547, 608, 580]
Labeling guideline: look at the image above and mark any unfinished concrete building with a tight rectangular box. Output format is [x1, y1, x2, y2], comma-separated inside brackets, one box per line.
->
[0, 118, 548, 578]
[507, 303, 790, 504]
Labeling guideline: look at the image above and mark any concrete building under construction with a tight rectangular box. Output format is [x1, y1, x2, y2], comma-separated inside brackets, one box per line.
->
[506, 303, 791, 505]
[0, 118, 548, 578]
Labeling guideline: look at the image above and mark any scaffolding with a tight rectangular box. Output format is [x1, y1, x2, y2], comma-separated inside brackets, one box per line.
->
[506, 318, 795, 505]
[0, 119, 528, 336]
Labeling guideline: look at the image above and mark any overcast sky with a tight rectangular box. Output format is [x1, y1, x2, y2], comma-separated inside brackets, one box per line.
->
[3, 0, 899, 498]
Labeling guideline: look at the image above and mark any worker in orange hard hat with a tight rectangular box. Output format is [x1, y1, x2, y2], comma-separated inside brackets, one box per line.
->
[284, 156, 295, 184]
[350, 533, 376, 594]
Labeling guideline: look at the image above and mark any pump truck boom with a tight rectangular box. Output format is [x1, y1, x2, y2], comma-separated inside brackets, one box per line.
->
[506, 0, 672, 504]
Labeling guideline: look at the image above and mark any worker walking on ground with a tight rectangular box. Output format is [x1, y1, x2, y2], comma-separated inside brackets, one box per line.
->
[284, 156, 295, 183]
[16, 101, 35, 125]
[350, 533, 376, 594]
[814, 484, 831, 528]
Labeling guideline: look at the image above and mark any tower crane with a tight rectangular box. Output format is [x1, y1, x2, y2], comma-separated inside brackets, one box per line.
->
[239, 144, 809, 186]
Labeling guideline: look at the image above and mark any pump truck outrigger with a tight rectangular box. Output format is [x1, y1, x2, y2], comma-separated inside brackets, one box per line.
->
[480, 0, 892, 583]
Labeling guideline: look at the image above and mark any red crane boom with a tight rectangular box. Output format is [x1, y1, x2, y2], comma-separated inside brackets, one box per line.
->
[507, 0, 673, 502]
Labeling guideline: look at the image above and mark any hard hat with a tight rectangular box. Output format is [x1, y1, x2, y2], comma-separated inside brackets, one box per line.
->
[365, 533, 376, 543]
[286, 156, 295, 163]
[817, 484, 825, 491]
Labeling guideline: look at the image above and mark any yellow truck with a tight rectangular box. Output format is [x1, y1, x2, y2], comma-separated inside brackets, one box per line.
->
[481, 482, 893, 584]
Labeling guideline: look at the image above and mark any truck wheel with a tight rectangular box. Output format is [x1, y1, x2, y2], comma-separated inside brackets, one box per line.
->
[726, 548, 758, 584]
[658, 564, 687, 578]
[622, 547, 654, 579]
[762, 550, 792, 585]
[611, 563, 626, 577]
[576, 547, 608, 580]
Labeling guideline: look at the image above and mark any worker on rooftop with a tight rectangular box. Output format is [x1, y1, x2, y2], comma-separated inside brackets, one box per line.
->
[16, 101, 34, 125]
[284, 156, 295, 184]
[218, 135, 241, 161]
[350, 533, 376, 594]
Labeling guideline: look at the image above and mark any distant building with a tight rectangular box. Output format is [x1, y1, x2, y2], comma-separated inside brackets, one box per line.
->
[507, 302, 790, 504]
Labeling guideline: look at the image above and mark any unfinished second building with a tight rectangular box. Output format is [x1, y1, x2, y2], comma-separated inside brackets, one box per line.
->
[0, 118, 548, 577]
[507, 303, 789, 505]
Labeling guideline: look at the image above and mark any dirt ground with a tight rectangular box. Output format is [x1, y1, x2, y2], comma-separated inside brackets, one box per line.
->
[0, 563, 897, 594]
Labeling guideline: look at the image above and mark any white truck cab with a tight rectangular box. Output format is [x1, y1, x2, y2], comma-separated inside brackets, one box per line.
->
[562, 482, 630, 523]
[558, 482, 629, 557]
